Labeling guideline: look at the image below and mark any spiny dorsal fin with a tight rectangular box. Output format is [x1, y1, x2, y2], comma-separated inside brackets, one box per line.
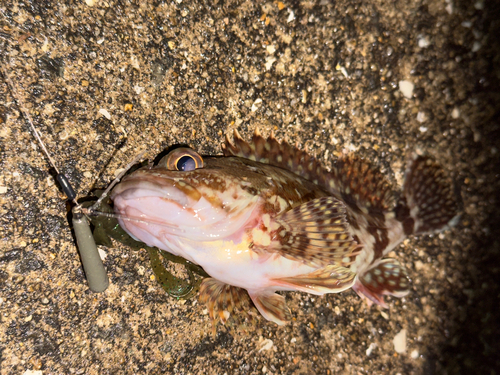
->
[270, 197, 362, 268]
[223, 129, 328, 185]
[223, 130, 395, 214]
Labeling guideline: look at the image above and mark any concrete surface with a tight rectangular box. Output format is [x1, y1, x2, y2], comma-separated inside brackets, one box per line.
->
[1, 0, 499, 374]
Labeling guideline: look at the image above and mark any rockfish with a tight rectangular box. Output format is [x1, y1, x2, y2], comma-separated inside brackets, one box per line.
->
[110, 130, 458, 325]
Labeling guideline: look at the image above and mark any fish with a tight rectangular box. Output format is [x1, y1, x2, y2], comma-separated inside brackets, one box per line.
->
[109, 129, 459, 326]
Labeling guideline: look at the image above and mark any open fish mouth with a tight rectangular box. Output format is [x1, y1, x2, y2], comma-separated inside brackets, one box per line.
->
[112, 171, 197, 217]
[110, 167, 260, 244]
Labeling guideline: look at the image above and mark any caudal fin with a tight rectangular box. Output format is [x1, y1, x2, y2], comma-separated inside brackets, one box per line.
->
[396, 155, 459, 235]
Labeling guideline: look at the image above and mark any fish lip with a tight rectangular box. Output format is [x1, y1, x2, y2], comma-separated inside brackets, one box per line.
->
[110, 168, 196, 208]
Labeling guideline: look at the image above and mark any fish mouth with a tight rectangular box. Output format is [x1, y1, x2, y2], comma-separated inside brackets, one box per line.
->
[111, 170, 195, 210]
[109, 168, 260, 243]
[110, 170, 202, 235]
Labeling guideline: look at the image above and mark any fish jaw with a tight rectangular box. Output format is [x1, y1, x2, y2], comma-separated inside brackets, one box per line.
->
[110, 167, 261, 258]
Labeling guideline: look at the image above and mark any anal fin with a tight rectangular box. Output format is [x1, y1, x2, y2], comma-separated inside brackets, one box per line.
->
[248, 291, 291, 325]
[273, 264, 356, 295]
[353, 259, 410, 308]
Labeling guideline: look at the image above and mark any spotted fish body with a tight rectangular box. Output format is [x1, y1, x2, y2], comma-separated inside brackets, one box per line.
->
[110, 130, 458, 325]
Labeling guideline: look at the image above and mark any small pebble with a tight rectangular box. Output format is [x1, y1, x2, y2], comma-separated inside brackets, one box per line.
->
[98, 108, 111, 120]
[399, 80, 414, 99]
[265, 56, 276, 70]
[98, 248, 107, 261]
[417, 112, 427, 123]
[418, 36, 430, 48]
[366, 343, 377, 356]
[258, 339, 274, 352]
[393, 329, 407, 353]
[251, 98, 263, 112]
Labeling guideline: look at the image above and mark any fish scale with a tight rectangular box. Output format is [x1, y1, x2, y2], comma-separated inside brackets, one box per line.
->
[110, 129, 459, 326]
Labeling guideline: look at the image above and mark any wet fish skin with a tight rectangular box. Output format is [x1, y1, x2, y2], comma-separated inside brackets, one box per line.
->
[110, 130, 459, 325]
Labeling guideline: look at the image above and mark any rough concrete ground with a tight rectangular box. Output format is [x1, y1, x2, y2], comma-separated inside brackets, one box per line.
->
[1, 0, 499, 374]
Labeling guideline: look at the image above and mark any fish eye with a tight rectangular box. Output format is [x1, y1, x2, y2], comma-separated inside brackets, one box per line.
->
[176, 155, 197, 171]
[161, 148, 204, 171]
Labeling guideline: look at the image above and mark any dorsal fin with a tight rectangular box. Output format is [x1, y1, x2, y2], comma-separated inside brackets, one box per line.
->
[223, 129, 331, 185]
[330, 156, 395, 213]
[222, 129, 394, 213]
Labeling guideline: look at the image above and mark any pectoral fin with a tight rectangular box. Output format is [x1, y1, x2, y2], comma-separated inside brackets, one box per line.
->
[271, 197, 362, 267]
[353, 259, 410, 308]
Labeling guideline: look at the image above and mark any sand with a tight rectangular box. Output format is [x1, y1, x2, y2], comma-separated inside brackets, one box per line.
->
[1, 0, 499, 373]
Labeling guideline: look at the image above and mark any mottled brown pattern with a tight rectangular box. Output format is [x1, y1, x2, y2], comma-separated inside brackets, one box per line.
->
[1, 0, 495, 372]
[199, 278, 257, 334]
[270, 197, 361, 267]
[367, 225, 390, 262]
[225, 130, 396, 216]
[224, 130, 332, 194]
[403, 155, 459, 234]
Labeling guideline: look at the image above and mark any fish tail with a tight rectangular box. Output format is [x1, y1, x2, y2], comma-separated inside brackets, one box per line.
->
[396, 155, 459, 236]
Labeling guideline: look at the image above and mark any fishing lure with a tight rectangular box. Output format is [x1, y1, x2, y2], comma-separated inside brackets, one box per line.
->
[2, 64, 201, 298]
[1, 65, 109, 293]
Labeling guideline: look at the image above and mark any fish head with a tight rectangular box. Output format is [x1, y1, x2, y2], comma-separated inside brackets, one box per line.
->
[110, 147, 264, 259]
